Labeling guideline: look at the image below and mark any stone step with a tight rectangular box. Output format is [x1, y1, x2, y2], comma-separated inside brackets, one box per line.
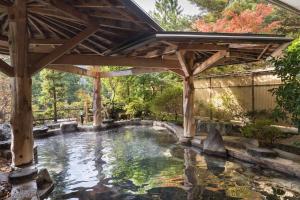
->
[9, 166, 38, 185]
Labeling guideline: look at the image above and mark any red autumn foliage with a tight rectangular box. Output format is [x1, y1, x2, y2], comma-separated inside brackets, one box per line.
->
[193, 4, 281, 33]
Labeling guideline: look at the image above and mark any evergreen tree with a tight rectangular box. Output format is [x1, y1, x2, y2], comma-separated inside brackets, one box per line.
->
[39, 69, 66, 122]
[152, 0, 192, 31]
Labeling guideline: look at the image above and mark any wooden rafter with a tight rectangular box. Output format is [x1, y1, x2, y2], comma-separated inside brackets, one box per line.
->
[30, 25, 99, 75]
[0, 58, 13, 76]
[193, 50, 229, 76]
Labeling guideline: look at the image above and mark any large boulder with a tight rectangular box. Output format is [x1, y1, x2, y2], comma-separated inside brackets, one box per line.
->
[203, 123, 227, 157]
[0, 123, 11, 141]
[60, 122, 78, 133]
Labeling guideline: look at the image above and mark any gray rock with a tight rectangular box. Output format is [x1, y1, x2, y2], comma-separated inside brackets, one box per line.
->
[203, 123, 227, 157]
[33, 126, 49, 137]
[0, 123, 11, 141]
[247, 147, 278, 158]
[36, 168, 52, 188]
[60, 122, 78, 133]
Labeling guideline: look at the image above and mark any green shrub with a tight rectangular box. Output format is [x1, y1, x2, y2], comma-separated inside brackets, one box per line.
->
[124, 99, 149, 118]
[241, 119, 283, 145]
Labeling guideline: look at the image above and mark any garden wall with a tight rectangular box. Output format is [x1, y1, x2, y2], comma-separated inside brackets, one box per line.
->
[194, 70, 282, 119]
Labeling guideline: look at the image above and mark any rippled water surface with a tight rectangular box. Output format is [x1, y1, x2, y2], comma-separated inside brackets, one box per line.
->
[36, 126, 300, 200]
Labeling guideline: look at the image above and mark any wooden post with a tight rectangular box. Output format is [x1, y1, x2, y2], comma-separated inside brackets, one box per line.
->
[93, 75, 102, 127]
[183, 76, 196, 138]
[8, 0, 34, 167]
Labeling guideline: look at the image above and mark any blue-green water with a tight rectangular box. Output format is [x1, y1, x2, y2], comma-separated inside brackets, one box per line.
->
[36, 126, 300, 200]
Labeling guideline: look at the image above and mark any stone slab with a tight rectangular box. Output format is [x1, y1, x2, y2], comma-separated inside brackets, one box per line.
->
[247, 147, 278, 158]
[9, 166, 38, 184]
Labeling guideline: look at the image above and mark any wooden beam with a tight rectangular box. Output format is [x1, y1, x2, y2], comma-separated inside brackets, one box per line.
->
[47, 65, 97, 77]
[257, 44, 271, 59]
[271, 42, 291, 58]
[30, 54, 181, 69]
[30, 25, 99, 75]
[168, 69, 184, 77]
[176, 51, 191, 77]
[100, 67, 166, 78]
[193, 50, 228, 76]
[0, 58, 13, 77]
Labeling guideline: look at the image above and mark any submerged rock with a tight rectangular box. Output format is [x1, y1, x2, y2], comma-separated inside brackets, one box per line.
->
[203, 123, 227, 157]
[0, 123, 11, 141]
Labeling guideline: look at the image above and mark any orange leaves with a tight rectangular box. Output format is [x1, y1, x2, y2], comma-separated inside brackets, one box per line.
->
[193, 4, 281, 33]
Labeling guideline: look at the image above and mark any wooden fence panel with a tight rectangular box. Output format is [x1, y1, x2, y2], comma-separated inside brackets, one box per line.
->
[194, 70, 282, 119]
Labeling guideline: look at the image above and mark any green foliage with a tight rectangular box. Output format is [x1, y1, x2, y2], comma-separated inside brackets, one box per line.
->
[271, 38, 300, 130]
[152, 0, 192, 31]
[39, 69, 67, 121]
[150, 86, 183, 121]
[124, 99, 149, 118]
[241, 119, 283, 145]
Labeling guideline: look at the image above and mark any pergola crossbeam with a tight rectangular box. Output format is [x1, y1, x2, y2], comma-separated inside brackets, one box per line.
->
[47, 65, 97, 77]
[32, 54, 181, 69]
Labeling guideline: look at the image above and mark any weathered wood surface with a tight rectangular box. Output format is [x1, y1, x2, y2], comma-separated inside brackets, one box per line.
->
[8, 0, 34, 167]
[93, 75, 102, 126]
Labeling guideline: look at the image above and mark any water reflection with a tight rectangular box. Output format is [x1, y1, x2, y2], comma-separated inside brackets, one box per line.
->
[35, 127, 300, 200]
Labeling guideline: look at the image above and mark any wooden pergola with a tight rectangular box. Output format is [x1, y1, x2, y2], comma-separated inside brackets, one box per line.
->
[0, 0, 292, 168]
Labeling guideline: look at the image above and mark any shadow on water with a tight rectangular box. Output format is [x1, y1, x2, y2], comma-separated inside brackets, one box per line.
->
[35, 126, 300, 200]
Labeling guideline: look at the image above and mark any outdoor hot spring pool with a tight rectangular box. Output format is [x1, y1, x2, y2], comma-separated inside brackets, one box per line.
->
[35, 126, 300, 200]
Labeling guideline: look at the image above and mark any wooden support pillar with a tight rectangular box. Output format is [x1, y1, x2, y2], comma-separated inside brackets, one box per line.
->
[8, 0, 34, 167]
[177, 51, 196, 141]
[183, 76, 196, 138]
[93, 74, 102, 127]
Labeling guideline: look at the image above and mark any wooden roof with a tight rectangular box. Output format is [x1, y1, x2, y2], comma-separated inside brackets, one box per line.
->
[111, 32, 292, 68]
[0, 0, 293, 78]
[0, 0, 162, 56]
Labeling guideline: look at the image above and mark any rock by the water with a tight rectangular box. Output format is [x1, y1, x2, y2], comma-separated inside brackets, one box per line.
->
[36, 169, 52, 187]
[203, 123, 227, 157]
[33, 126, 49, 137]
[36, 168, 54, 199]
[247, 147, 278, 158]
[60, 122, 78, 133]
[0, 123, 11, 141]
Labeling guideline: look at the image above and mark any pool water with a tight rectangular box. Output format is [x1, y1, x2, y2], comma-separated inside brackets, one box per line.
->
[35, 126, 300, 200]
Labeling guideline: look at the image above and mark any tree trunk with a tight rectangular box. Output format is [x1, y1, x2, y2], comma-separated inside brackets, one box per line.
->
[183, 76, 195, 138]
[93, 76, 102, 126]
[8, 1, 34, 167]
